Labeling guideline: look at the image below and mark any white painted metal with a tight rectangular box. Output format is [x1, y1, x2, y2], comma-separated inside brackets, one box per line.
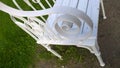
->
[100, 0, 107, 19]
[0, 0, 106, 66]
[45, 0, 52, 8]
[23, 0, 46, 22]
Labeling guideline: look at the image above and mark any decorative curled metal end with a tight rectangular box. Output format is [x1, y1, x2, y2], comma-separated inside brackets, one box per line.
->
[53, 14, 82, 39]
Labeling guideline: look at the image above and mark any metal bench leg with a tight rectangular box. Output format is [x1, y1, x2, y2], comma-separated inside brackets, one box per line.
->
[100, 0, 107, 19]
[92, 42, 105, 67]
[42, 44, 63, 60]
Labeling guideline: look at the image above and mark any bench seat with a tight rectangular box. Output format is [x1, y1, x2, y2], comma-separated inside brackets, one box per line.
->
[44, 0, 100, 45]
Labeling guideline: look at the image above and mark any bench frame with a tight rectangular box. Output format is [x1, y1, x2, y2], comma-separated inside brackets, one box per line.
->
[0, 0, 106, 67]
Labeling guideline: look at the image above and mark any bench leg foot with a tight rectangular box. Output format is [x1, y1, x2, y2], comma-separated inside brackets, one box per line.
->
[41, 44, 63, 60]
[91, 42, 105, 67]
[100, 0, 107, 19]
[95, 52, 105, 67]
[48, 48, 63, 60]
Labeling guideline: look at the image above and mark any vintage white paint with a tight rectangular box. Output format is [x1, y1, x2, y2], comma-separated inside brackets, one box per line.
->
[0, 0, 107, 66]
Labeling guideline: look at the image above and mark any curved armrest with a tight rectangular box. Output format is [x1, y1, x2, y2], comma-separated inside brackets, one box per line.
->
[0, 1, 93, 40]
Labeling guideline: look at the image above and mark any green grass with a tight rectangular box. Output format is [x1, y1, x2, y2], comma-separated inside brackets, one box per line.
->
[0, 0, 92, 68]
[0, 0, 38, 68]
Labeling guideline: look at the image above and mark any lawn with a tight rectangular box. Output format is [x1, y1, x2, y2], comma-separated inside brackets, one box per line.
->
[0, 0, 92, 68]
[0, 0, 38, 68]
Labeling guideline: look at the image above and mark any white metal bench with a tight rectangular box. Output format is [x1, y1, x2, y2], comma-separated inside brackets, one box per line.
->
[0, 0, 106, 66]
